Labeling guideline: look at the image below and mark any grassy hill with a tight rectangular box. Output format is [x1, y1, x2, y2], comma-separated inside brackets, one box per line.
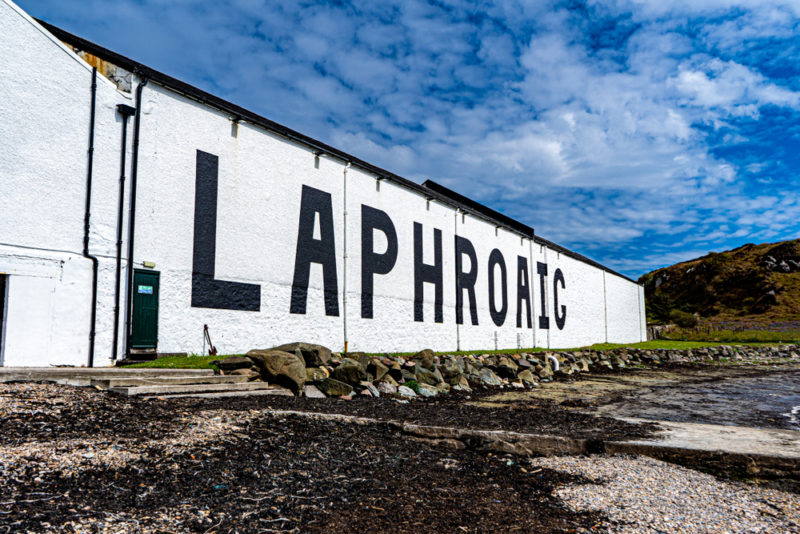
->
[638, 239, 800, 327]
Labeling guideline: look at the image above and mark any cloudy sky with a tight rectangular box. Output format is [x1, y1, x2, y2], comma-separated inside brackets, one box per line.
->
[19, 0, 800, 278]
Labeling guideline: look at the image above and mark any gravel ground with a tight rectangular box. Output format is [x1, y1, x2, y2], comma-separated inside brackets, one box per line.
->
[1, 382, 799, 533]
[529, 455, 800, 533]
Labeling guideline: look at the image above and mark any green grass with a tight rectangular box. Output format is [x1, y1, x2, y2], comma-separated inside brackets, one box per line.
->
[662, 328, 800, 344]
[125, 354, 226, 370]
[123, 337, 796, 370]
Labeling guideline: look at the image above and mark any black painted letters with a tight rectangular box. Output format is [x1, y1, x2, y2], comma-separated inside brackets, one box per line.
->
[516, 256, 532, 328]
[191, 150, 261, 311]
[455, 236, 479, 325]
[488, 249, 507, 327]
[290, 185, 339, 316]
[361, 205, 398, 318]
[554, 268, 566, 330]
[413, 222, 443, 323]
[537, 261, 549, 329]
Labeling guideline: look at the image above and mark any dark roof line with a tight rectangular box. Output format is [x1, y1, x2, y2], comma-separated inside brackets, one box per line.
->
[422, 180, 534, 237]
[37, 19, 637, 285]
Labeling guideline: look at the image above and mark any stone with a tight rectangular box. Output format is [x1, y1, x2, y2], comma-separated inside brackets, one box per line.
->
[536, 366, 553, 379]
[377, 381, 398, 395]
[348, 352, 371, 370]
[417, 383, 438, 397]
[516, 358, 532, 370]
[415, 367, 443, 386]
[452, 376, 472, 392]
[367, 359, 389, 382]
[246, 349, 306, 392]
[380, 374, 399, 387]
[400, 369, 417, 383]
[359, 381, 380, 398]
[494, 356, 519, 379]
[413, 349, 436, 369]
[473, 367, 502, 387]
[333, 358, 368, 385]
[217, 356, 254, 371]
[440, 358, 463, 384]
[397, 385, 417, 398]
[305, 367, 329, 383]
[317, 378, 353, 397]
[229, 367, 261, 381]
[518, 369, 537, 386]
[303, 384, 326, 398]
[273, 342, 331, 367]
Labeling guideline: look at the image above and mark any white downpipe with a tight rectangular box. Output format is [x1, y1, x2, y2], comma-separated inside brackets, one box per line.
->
[547, 354, 560, 371]
[342, 162, 351, 352]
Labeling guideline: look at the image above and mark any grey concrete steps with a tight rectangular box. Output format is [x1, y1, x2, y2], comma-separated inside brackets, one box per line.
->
[92, 375, 248, 388]
[110, 381, 275, 397]
[0, 367, 215, 386]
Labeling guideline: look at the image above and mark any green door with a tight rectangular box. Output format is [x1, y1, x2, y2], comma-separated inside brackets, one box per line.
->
[130, 270, 159, 349]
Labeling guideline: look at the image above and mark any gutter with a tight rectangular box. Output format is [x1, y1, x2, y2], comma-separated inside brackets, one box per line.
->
[112, 104, 136, 362]
[83, 68, 99, 368]
[123, 78, 147, 359]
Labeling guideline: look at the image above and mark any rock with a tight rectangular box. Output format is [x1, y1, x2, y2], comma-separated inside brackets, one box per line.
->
[348, 352, 371, 370]
[317, 378, 353, 397]
[417, 383, 438, 397]
[380, 374, 399, 387]
[400, 369, 417, 383]
[473, 367, 502, 387]
[452, 376, 472, 392]
[303, 384, 326, 398]
[518, 369, 537, 386]
[305, 367, 329, 383]
[230, 367, 261, 381]
[333, 358, 368, 385]
[273, 342, 331, 367]
[246, 349, 306, 392]
[516, 358, 532, 370]
[494, 356, 518, 379]
[217, 356, 254, 371]
[359, 381, 380, 398]
[388, 362, 404, 382]
[415, 367, 443, 386]
[413, 349, 436, 369]
[377, 381, 398, 395]
[536, 366, 553, 379]
[367, 359, 389, 382]
[440, 358, 463, 384]
[397, 385, 417, 398]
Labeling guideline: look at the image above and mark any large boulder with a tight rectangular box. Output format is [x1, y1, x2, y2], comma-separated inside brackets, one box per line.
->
[472, 367, 502, 387]
[367, 359, 389, 382]
[246, 349, 306, 392]
[413, 349, 436, 370]
[217, 356, 255, 372]
[317, 378, 353, 397]
[333, 358, 368, 385]
[415, 367, 443, 386]
[273, 342, 331, 368]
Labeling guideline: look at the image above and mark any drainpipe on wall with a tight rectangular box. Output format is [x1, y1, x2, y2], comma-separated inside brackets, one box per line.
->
[111, 104, 136, 362]
[123, 77, 148, 359]
[342, 162, 351, 354]
[83, 68, 99, 368]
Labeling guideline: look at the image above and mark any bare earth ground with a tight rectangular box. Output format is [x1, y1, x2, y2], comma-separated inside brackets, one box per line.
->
[1, 378, 799, 533]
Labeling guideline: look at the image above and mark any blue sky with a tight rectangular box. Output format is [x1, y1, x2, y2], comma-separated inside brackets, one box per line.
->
[18, 0, 800, 278]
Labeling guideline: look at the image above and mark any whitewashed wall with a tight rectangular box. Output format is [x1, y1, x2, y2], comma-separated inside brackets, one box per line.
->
[0, 0, 645, 365]
[0, 0, 130, 366]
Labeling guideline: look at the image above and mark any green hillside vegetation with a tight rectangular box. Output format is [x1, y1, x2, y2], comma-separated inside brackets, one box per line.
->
[639, 238, 800, 326]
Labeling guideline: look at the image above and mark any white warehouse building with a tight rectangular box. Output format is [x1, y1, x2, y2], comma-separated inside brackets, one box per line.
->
[0, 0, 646, 368]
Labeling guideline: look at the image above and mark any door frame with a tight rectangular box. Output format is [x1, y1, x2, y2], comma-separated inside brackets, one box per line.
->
[130, 269, 160, 350]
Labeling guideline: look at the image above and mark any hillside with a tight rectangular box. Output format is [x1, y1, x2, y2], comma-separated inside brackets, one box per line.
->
[638, 238, 800, 325]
